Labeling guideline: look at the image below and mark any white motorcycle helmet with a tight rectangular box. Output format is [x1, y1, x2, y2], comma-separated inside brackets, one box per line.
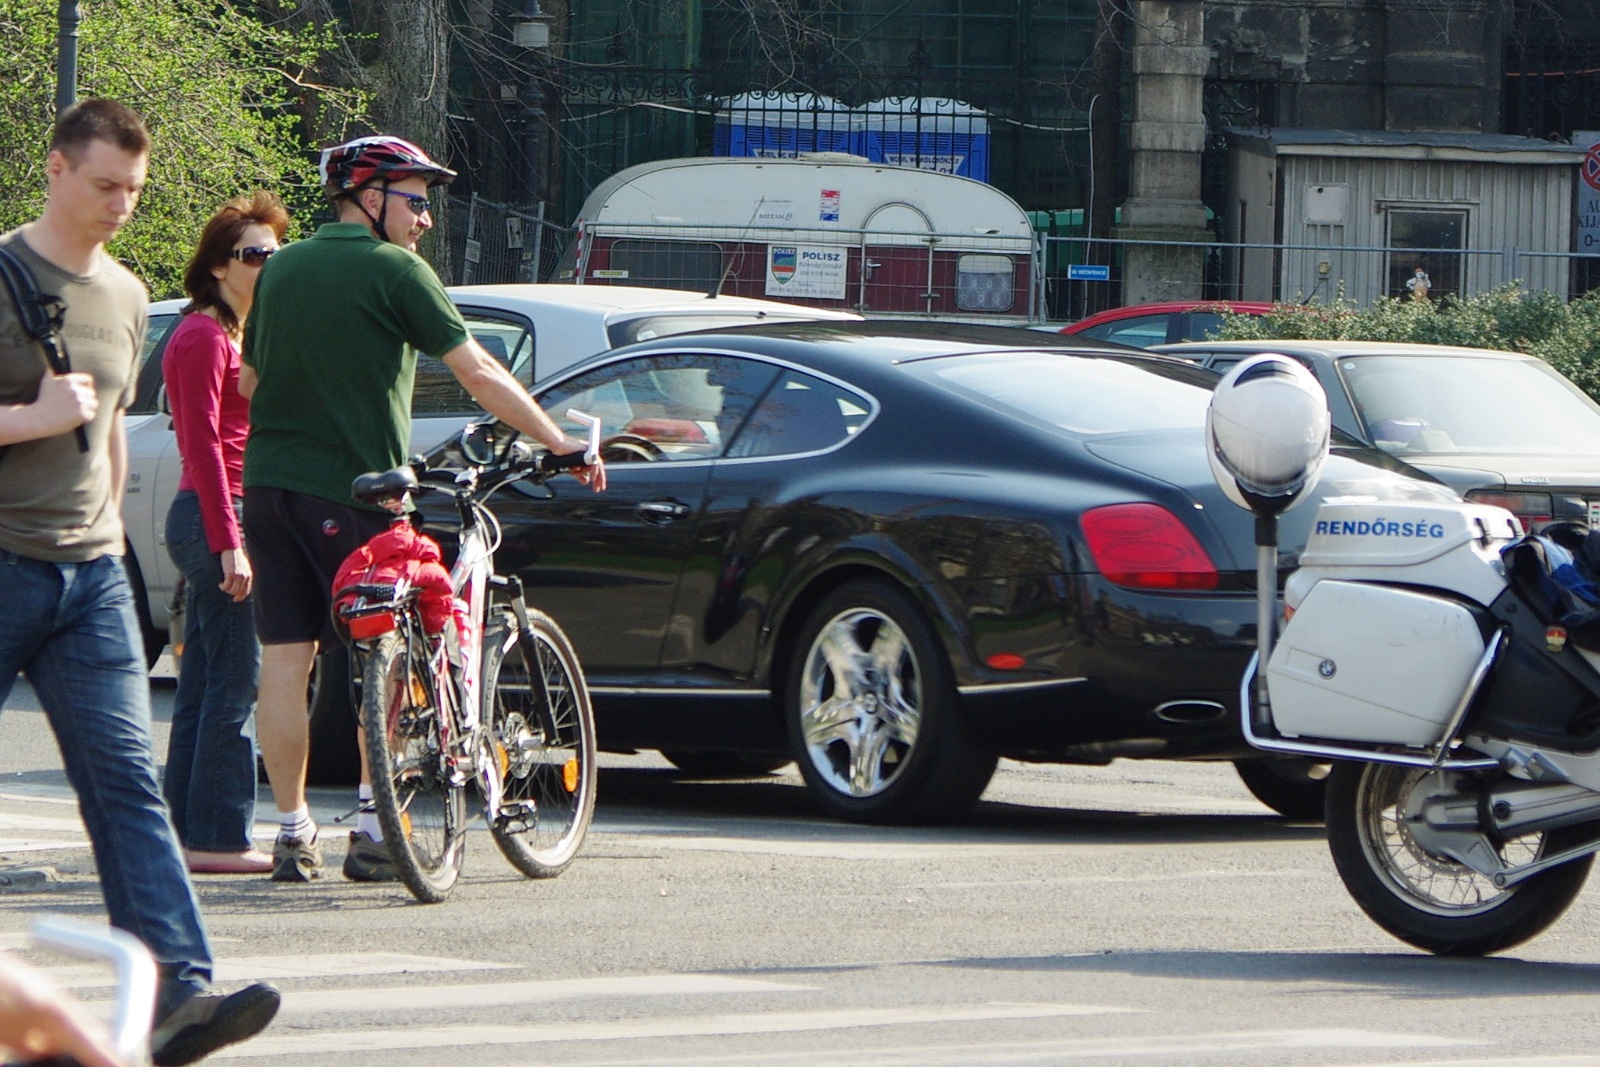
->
[1206, 354, 1330, 514]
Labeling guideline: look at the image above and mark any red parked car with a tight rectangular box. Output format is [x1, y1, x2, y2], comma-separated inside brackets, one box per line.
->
[1061, 300, 1274, 348]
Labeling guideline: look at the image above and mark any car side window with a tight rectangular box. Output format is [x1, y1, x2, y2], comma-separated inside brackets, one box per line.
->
[410, 310, 533, 416]
[128, 311, 183, 415]
[727, 371, 867, 458]
[538, 354, 780, 461]
[1082, 315, 1170, 348]
[1185, 312, 1227, 341]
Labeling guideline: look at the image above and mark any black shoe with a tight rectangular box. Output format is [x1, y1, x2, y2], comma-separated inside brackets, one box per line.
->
[151, 982, 282, 1066]
[342, 831, 400, 882]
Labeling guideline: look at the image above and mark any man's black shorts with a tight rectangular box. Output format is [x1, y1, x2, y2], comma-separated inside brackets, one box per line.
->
[243, 486, 393, 646]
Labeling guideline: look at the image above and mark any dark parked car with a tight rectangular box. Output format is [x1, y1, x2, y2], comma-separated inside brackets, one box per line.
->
[1155, 339, 1600, 532]
[424, 321, 1449, 823]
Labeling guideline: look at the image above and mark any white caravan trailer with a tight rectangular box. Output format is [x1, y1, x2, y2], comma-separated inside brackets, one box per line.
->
[555, 155, 1039, 322]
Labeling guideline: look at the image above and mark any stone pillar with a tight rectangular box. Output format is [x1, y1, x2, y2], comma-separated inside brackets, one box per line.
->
[1115, 0, 1212, 305]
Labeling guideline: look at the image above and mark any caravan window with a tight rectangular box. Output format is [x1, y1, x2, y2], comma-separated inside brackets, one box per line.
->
[956, 254, 1015, 312]
[608, 240, 725, 290]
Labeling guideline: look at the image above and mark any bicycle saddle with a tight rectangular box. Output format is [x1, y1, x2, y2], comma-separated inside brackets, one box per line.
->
[350, 466, 419, 505]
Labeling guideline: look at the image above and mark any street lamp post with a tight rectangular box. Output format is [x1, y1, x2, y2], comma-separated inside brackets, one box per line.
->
[513, 0, 554, 211]
[56, 0, 81, 112]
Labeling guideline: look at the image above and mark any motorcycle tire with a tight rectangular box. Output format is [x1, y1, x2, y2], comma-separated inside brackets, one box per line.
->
[1325, 760, 1595, 956]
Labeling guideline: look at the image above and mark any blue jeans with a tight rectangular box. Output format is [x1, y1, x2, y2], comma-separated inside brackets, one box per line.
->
[164, 491, 261, 852]
[0, 548, 212, 1016]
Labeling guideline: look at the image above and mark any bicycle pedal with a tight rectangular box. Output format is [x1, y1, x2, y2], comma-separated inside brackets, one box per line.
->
[495, 801, 537, 833]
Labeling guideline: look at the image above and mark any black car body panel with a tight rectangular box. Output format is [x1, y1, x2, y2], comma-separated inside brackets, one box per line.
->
[426, 322, 1453, 768]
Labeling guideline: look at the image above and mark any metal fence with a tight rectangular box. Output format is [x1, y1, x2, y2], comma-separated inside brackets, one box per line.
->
[442, 195, 575, 285]
[434, 207, 1600, 322]
[563, 220, 1042, 322]
[1040, 235, 1600, 323]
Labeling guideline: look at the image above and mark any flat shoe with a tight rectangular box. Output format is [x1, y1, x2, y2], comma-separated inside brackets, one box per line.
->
[186, 849, 274, 875]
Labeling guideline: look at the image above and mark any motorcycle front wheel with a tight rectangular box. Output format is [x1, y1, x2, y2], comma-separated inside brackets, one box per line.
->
[1326, 760, 1595, 956]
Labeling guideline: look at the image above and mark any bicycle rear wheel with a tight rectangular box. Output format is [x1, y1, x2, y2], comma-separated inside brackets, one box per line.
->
[361, 629, 467, 902]
[483, 610, 597, 878]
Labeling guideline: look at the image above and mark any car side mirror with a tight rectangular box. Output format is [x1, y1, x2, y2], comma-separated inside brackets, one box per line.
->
[458, 418, 520, 466]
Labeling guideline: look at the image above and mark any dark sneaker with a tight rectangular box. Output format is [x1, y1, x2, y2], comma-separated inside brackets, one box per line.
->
[342, 830, 400, 882]
[270, 834, 322, 882]
[151, 982, 281, 1066]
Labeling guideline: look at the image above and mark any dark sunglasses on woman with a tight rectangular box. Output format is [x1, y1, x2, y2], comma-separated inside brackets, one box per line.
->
[230, 247, 276, 267]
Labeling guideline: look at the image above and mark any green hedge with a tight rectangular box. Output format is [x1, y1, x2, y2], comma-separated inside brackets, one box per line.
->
[1213, 285, 1600, 403]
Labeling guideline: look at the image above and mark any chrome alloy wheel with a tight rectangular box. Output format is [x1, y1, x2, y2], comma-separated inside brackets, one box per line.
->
[797, 606, 923, 798]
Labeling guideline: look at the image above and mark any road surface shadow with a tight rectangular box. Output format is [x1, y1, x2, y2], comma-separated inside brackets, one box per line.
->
[933, 947, 1600, 995]
[596, 765, 1324, 848]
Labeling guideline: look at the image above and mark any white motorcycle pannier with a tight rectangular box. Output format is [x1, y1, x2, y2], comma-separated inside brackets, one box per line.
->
[1266, 579, 1487, 747]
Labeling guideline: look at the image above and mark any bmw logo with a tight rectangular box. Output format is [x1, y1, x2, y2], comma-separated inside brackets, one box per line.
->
[1318, 659, 1337, 679]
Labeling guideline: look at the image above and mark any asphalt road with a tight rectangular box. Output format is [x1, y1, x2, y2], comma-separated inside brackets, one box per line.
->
[4, 666, 1600, 1066]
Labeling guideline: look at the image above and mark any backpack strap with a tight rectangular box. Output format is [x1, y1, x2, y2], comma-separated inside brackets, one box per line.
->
[0, 245, 89, 453]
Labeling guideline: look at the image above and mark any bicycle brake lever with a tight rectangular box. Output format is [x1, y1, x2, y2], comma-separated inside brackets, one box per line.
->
[565, 409, 602, 465]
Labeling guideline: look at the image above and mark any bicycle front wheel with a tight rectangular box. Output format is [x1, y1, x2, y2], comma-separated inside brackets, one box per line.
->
[483, 610, 597, 878]
[362, 629, 468, 902]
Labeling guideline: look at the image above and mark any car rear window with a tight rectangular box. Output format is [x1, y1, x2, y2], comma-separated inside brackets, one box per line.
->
[608, 313, 835, 347]
[918, 351, 1214, 434]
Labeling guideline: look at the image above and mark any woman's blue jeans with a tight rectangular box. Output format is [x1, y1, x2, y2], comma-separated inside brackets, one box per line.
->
[0, 548, 212, 1015]
[164, 490, 261, 853]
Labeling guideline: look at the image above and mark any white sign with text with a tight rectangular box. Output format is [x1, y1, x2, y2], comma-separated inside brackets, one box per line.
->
[766, 244, 848, 299]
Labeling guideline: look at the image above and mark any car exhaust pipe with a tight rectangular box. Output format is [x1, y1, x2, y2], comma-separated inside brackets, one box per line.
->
[1153, 700, 1227, 724]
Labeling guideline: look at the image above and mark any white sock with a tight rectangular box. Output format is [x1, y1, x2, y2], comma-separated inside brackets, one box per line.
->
[356, 785, 382, 842]
[279, 806, 315, 844]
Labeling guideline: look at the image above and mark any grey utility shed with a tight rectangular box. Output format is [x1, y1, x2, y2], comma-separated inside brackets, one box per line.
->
[1223, 128, 1582, 306]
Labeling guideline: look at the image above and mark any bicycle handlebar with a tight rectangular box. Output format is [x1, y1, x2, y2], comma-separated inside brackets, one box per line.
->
[536, 409, 602, 473]
[352, 411, 603, 509]
[31, 916, 157, 1065]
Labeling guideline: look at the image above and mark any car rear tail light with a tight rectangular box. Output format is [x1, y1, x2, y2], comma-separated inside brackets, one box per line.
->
[1079, 503, 1219, 591]
[1464, 489, 1550, 530]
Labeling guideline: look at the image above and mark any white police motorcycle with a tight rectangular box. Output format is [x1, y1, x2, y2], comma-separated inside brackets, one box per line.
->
[1210, 355, 1600, 956]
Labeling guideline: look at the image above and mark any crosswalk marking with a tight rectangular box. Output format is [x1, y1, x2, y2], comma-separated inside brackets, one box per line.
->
[48, 953, 516, 990]
[278, 975, 816, 1014]
[214, 1002, 1144, 1058]
[413, 1030, 1487, 1067]
[0, 948, 1514, 1065]
[215, 952, 518, 982]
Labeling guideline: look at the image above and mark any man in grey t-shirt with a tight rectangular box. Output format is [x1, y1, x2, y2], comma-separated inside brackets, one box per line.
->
[0, 99, 278, 1066]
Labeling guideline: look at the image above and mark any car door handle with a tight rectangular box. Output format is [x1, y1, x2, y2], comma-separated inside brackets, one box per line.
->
[636, 500, 691, 522]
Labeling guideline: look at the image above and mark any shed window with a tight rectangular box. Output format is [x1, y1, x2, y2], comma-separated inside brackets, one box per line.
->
[1385, 209, 1466, 300]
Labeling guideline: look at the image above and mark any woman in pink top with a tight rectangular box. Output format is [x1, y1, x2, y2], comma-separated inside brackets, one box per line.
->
[162, 191, 288, 874]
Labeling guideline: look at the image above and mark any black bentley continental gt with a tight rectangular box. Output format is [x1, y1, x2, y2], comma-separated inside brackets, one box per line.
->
[427, 321, 1451, 824]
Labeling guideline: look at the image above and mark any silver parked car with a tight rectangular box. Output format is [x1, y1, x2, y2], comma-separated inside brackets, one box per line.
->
[1155, 339, 1600, 531]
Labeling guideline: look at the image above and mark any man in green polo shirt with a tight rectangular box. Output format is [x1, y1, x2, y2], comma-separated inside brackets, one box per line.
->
[240, 135, 604, 884]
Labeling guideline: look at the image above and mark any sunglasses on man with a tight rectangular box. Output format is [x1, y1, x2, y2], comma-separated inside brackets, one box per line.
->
[229, 246, 276, 267]
[384, 190, 433, 217]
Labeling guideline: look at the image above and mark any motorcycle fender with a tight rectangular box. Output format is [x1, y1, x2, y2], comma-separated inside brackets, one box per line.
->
[1266, 580, 1487, 747]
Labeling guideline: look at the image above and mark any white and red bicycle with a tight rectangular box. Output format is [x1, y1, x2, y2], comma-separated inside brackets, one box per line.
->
[337, 414, 601, 903]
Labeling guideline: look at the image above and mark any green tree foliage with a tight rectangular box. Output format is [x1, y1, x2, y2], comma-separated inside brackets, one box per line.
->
[1214, 285, 1600, 404]
[0, 0, 366, 297]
